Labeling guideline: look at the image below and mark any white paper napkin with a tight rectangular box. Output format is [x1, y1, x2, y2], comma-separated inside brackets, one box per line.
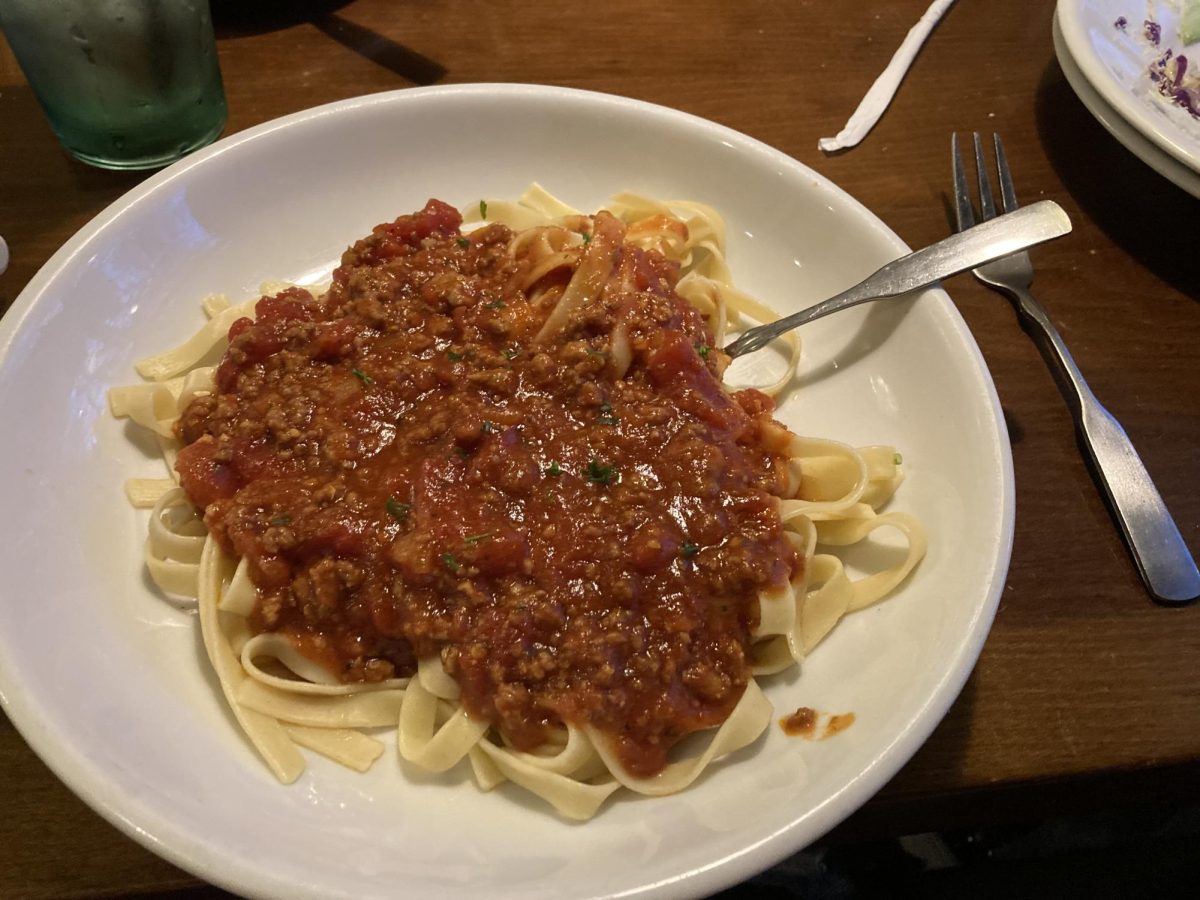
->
[819, 0, 958, 153]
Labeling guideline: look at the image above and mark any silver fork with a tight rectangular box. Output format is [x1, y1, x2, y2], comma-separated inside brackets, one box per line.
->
[953, 133, 1198, 604]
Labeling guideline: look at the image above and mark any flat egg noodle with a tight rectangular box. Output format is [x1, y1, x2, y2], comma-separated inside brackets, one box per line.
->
[533, 211, 624, 344]
[142, 486, 206, 601]
[124, 478, 177, 508]
[397, 676, 490, 773]
[778, 443, 926, 654]
[416, 653, 461, 699]
[284, 724, 384, 773]
[474, 737, 621, 821]
[201, 292, 231, 318]
[475, 185, 800, 396]
[749, 580, 803, 676]
[583, 678, 773, 797]
[237, 678, 405, 728]
[201, 540, 397, 774]
[239, 632, 407, 694]
[135, 299, 256, 381]
[197, 538, 306, 783]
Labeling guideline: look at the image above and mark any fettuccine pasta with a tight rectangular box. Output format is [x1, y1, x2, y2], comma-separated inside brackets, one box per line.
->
[110, 186, 926, 819]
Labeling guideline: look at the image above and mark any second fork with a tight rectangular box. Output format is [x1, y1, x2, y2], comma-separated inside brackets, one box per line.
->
[952, 133, 1199, 604]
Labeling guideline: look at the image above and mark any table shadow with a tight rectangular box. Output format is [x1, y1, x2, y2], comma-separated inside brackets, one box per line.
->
[211, 1, 353, 37]
[312, 14, 447, 85]
[211, 2, 446, 85]
[1034, 60, 1200, 301]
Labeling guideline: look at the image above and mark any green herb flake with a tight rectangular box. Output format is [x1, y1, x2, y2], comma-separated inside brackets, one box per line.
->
[545, 461, 563, 477]
[585, 348, 607, 359]
[441, 552, 462, 573]
[447, 350, 464, 361]
[597, 401, 618, 426]
[479, 200, 488, 220]
[486, 299, 507, 310]
[269, 514, 291, 527]
[586, 459, 618, 486]
[456, 237, 470, 249]
[893, 452, 903, 466]
[696, 343, 711, 358]
[581, 232, 591, 245]
[386, 498, 411, 522]
[464, 532, 494, 544]
[503, 346, 520, 360]
[481, 420, 495, 434]
[681, 542, 700, 558]
[351, 368, 374, 385]
[454, 446, 471, 459]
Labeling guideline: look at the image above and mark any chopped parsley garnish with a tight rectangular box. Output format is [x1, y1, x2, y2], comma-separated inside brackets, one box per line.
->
[481, 420, 495, 434]
[269, 514, 291, 527]
[586, 459, 618, 485]
[441, 552, 462, 573]
[681, 542, 700, 558]
[386, 498, 411, 522]
[545, 461, 563, 477]
[447, 350, 464, 361]
[597, 401, 618, 426]
[486, 299, 507, 310]
[464, 532, 494, 544]
[479, 200, 488, 219]
[351, 368, 374, 385]
[456, 237, 470, 249]
[893, 452, 903, 466]
[503, 346, 520, 360]
[581, 231, 591, 245]
[585, 348, 607, 359]
[454, 445, 471, 459]
[696, 343, 711, 358]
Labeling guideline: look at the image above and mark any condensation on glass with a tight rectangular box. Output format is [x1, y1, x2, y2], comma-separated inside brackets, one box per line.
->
[0, 0, 227, 170]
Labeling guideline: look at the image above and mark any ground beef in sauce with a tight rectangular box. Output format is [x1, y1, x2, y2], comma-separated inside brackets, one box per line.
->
[174, 198, 798, 777]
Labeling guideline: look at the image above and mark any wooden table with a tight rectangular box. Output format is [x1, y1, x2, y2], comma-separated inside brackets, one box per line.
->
[2, 1, 1197, 895]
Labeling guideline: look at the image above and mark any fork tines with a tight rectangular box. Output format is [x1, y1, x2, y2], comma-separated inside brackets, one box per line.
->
[952, 133, 1022, 232]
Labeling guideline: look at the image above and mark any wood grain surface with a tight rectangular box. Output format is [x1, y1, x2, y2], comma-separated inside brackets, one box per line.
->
[1, 1, 1197, 896]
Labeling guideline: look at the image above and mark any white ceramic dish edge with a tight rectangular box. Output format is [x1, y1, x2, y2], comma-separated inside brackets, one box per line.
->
[0, 84, 1014, 899]
[1057, 0, 1200, 173]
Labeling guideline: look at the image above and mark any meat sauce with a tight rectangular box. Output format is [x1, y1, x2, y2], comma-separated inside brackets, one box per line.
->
[174, 199, 798, 777]
[779, 708, 856, 740]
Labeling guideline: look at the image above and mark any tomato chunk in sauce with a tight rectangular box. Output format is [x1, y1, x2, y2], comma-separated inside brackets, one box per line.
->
[175, 199, 798, 777]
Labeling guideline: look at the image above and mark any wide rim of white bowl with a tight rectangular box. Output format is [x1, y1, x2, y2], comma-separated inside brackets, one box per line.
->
[0, 83, 1013, 900]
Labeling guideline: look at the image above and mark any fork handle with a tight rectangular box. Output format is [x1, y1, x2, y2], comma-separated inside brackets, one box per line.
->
[1008, 285, 1200, 604]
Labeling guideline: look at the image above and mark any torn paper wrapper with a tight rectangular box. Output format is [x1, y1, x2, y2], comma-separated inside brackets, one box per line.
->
[819, 0, 958, 153]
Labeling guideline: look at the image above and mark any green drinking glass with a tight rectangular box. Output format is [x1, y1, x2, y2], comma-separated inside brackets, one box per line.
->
[0, 0, 228, 170]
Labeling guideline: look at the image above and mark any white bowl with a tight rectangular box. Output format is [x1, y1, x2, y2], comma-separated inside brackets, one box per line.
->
[0, 84, 1011, 899]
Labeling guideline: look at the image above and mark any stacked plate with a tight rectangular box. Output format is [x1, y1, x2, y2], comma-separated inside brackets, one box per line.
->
[1056, 0, 1200, 197]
